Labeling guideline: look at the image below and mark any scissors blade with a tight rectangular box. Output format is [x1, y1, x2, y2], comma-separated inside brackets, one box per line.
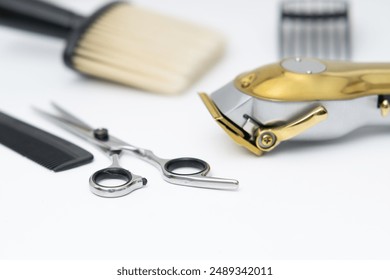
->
[34, 106, 112, 152]
[51, 102, 94, 131]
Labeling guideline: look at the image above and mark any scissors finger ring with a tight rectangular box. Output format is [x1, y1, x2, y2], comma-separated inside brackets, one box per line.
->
[89, 153, 147, 198]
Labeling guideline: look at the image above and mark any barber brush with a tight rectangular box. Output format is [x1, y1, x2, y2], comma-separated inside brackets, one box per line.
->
[0, 0, 224, 94]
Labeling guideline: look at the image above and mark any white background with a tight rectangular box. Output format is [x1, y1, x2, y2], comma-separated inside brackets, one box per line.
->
[1, 0, 390, 261]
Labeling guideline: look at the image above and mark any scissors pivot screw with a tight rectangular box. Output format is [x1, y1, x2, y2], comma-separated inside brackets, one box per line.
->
[94, 128, 109, 141]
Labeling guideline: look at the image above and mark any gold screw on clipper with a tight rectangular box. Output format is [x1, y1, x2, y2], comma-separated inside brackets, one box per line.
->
[380, 100, 390, 117]
[258, 133, 276, 149]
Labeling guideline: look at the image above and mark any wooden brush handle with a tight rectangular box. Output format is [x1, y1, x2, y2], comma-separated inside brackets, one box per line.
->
[0, 0, 85, 38]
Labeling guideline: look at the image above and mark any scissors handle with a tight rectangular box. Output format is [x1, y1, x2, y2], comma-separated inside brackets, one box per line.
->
[162, 157, 239, 190]
[121, 147, 239, 190]
[89, 154, 147, 198]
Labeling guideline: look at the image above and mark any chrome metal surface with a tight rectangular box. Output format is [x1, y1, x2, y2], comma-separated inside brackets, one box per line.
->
[210, 81, 389, 141]
[281, 57, 327, 74]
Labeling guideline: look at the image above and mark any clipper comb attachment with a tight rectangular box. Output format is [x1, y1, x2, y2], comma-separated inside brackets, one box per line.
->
[279, 1, 351, 60]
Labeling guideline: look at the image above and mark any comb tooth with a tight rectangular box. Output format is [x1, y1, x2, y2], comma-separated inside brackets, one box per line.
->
[0, 112, 93, 172]
[311, 17, 320, 58]
[70, 4, 224, 94]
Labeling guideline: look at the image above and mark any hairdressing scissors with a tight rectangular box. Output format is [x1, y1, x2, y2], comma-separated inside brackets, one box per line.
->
[36, 104, 239, 197]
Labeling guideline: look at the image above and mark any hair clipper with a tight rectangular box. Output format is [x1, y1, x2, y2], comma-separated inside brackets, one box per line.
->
[200, 58, 390, 155]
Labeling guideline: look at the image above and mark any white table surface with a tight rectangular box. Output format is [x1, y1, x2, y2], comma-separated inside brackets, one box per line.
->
[1, 0, 390, 260]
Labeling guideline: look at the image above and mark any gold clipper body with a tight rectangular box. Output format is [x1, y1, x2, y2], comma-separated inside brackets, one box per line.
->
[200, 58, 390, 155]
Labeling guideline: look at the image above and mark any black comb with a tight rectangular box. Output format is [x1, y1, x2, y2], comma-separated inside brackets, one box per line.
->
[0, 111, 93, 172]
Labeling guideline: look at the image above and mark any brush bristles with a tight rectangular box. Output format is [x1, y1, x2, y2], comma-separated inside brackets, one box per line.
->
[71, 4, 225, 94]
